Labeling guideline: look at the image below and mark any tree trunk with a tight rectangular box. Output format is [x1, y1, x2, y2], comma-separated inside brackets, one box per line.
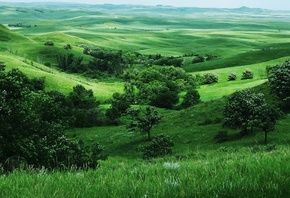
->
[241, 126, 248, 136]
[264, 130, 268, 145]
[147, 131, 151, 141]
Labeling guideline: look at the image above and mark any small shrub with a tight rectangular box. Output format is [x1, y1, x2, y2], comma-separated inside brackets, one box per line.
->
[228, 72, 237, 81]
[193, 73, 205, 86]
[242, 69, 254, 79]
[214, 130, 229, 143]
[203, 73, 218, 84]
[64, 44, 72, 50]
[44, 62, 51, 67]
[142, 134, 174, 159]
[180, 89, 201, 108]
[192, 55, 205, 63]
[44, 41, 54, 46]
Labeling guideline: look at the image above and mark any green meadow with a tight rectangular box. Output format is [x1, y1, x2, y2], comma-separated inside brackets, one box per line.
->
[1, 3, 290, 197]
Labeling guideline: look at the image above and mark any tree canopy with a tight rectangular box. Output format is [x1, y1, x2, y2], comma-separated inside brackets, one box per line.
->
[268, 60, 290, 104]
[0, 67, 104, 171]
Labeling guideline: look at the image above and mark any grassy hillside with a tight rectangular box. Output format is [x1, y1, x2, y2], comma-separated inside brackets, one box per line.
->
[1, 84, 289, 197]
[0, 24, 31, 42]
[0, 52, 123, 101]
[67, 88, 290, 158]
[1, 4, 290, 197]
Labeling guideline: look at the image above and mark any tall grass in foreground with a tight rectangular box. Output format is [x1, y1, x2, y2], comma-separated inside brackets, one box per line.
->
[1, 146, 289, 198]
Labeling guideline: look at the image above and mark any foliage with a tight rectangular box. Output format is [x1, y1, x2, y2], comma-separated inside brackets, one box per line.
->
[254, 104, 280, 144]
[126, 106, 162, 140]
[142, 134, 174, 159]
[268, 60, 290, 104]
[64, 44, 72, 50]
[135, 66, 196, 108]
[44, 41, 54, 46]
[180, 88, 201, 108]
[86, 48, 130, 76]
[203, 73, 219, 84]
[224, 88, 279, 139]
[123, 82, 136, 104]
[228, 72, 237, 81]
[192, 55, 205, 63]
[148, 81, 179, 109]
[242, 69, 254, 79]
[149, 54, 183, 67]
[106, 92, 131, 123]
[0, 68, 104, 171]
[68, 85, 100, 127]
[57, 53, 84, 73]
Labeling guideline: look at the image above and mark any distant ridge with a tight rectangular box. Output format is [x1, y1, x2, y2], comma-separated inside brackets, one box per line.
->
[0, 2, 275, 12]
[232, 6, 265, 12]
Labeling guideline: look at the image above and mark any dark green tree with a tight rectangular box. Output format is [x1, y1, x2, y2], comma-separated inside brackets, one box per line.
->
[57, 53, 84, 73]
[142, 134, 174, 159]
[126, 106, 162, 140]
[149, 81, 179, 109]
[228, 72, 237, 81]
[68, 85, 100, 127]
[242, 69, 254, 79]
[135, 66, 196, 109]
[255, 104, 279, 144]
[203, 73, 219, 84]
[268, 60, 290, 104]
[106, 92, 131, 123]
[0, 68, 105, 170]
[192, 55, 205, 63]
[224, 88, 266, 136]
[181, 88, 201, 108]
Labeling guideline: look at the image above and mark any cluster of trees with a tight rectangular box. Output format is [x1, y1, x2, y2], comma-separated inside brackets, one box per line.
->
[8, 23, 32, 28]
[192, 54, 218, 64]
[227, 69, 254, 81]
[86, 48, 127, 76]
[224, 89, 279, 144]
[147, 54, 183, 67]
[105, 66, 201, 126]
[0, 66, 105, 171]
[223, 60, 290, 144]
[57, 53, 84, 73]
[55, 47, 141, 78]
[125, 66, 200, 109]
[193, 68, 255, 85]
[267, 60, 290, 106]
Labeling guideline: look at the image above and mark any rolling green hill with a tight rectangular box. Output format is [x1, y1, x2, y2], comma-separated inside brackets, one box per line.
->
[0, 24, 31, 42]
[1, 3, 290, 197]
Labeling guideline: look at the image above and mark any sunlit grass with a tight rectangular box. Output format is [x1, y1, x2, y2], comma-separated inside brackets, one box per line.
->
[1, 146, 289, 198]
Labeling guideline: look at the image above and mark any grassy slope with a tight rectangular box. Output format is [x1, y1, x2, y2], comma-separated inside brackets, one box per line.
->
[0, 23, 123, 101]
[0, 52, 123, 101]
[67, 84, 290, 159]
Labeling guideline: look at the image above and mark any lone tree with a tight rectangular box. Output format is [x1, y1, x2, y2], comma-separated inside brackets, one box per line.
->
[268, 60, 290, 105]
[126, 106, 162, 140]
[255, 104, 279, 144]
[224, 88, 266, 136]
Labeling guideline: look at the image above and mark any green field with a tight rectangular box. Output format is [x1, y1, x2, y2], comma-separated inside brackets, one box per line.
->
[1, 3, 290, 197]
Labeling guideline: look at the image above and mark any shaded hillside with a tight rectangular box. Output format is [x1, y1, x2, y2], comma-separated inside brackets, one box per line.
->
[0, 24, 31, 42]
